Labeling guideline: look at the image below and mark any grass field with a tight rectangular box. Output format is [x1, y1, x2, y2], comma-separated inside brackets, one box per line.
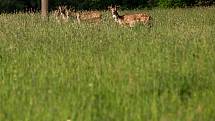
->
[0, 7, 215, 121]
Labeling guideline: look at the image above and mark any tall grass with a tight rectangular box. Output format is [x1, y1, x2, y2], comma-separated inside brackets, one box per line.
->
[0, 7, 215, 121]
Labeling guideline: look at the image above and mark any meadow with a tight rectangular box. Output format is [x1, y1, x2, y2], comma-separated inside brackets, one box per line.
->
[0, 7, 215, 121]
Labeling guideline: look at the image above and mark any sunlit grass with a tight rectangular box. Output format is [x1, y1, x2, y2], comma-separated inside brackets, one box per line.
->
[0, 7, 215, 121]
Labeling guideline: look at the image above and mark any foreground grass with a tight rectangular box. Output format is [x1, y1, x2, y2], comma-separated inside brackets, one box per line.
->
[0, 7, 215, 121]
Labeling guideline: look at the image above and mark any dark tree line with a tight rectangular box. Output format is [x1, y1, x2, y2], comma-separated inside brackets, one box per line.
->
[0, 0, 214, 12]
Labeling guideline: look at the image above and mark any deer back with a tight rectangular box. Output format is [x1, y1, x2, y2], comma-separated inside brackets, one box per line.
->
[78, 11, 101, 20]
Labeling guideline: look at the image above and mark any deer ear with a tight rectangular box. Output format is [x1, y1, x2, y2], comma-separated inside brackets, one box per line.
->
[112, 5, 117, 10]
[58, 6, 61, 9]
[72, 8, 76, 12]
[108, 5, 112, 10]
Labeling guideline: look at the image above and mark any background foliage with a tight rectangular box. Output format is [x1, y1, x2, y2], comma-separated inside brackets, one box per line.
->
[0, 0, 214, 12]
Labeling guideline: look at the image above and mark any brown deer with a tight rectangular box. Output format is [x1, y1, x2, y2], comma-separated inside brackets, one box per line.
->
[108, 5, 152, 27]
[74, 11, 102, 24]
[53, 6, 70, 22]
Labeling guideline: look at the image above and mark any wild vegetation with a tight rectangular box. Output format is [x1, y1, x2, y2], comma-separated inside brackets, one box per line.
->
[0, 6, 215, 121]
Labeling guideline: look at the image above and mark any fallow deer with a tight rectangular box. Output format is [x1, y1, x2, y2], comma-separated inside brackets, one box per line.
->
[108, 5, 152, 27]
[74, 11, 102, 24]
[53, 6, 70, 23]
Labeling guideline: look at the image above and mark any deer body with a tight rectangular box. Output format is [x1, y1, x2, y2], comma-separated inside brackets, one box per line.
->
[76, 11, 101, 23]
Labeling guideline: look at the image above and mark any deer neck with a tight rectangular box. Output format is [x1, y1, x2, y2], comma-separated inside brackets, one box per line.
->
[112, 11, 121, 22]
[76, 13, 81, 23]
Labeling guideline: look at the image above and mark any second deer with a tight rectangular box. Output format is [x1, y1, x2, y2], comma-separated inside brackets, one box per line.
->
[74, 11, 102, 24]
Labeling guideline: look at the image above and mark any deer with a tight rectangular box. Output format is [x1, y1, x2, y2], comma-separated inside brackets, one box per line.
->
[53, 6, 70, 23]
[108, 5, 152, 27]
[73, 11, 102, 24]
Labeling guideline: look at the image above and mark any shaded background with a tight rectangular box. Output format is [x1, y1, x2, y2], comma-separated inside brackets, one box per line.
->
[0, 0, 214, 12]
